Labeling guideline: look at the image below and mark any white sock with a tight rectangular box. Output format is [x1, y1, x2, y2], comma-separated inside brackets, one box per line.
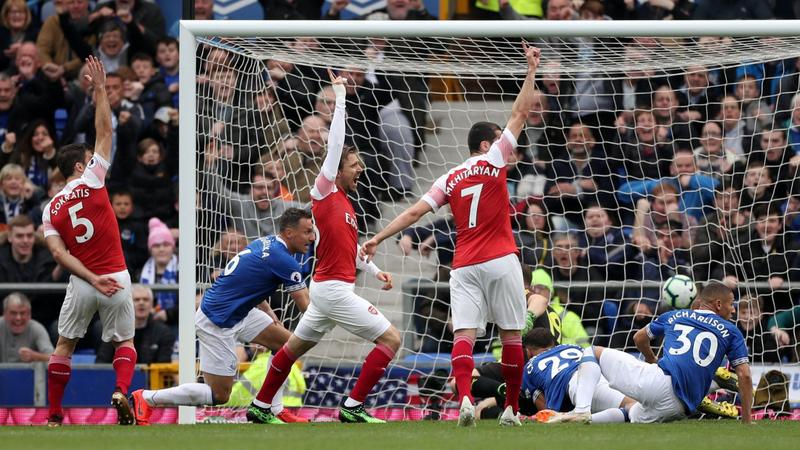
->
[144, 383, 213, 407]
[270, 378, 288, 414]
[573, 348, 601, 413]
[252, 398, 270, 409]
[343, 397, 362, 408]
[591, 408, 626, 423]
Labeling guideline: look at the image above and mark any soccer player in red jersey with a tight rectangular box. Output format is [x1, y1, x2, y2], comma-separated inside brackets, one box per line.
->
[41, 57, 137, 427]
[251, 69, 401, 423]
[361, 44, 542, 427]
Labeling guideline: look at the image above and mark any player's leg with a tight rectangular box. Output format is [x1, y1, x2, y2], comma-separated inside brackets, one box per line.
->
[131, 309, 242, 425]
[47, 276, 99, 426]
[485, 255, 527, 423]
[248, 299, 330, 423]
[587, 378, 633, 424]
[326, 282, 399, 423]
[99, 270, 137, 424]
[246, 314, 309, 422]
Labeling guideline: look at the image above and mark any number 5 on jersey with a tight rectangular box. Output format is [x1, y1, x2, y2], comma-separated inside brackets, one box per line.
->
[461, 183, 483, 228]
[68, 202, 95, 243]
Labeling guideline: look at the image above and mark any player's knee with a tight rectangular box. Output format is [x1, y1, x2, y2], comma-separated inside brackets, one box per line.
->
[378, 326, 401, 352]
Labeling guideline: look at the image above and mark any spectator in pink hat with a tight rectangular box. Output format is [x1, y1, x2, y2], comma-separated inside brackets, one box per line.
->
[139, 217, 177, 326]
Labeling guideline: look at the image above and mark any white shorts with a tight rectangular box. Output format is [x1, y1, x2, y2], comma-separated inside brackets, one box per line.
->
[58, 270, 134, 342]
[449, 253, 526, 337]
[599, 348, 687, 423]
[567, 373, 626, 412]
[196, 307, 273, 377]
[293, 280, 392, 343]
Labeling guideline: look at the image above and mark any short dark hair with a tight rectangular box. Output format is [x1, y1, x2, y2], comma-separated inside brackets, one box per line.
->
[8, 214, 33, 230]
[56, 143, 92, 178]
[752, 203, 781, 220]
[278, 208, 312, 232]
[522, 327, 556, 349]
[467, 121, 500, 154]
[696, 281, 732, 305]
[130, 52, 154, 66]
[156, 37, 178, 49]
[111, 190, 134, 202]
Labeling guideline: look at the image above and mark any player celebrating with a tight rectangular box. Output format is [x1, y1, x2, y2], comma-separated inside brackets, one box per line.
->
[42, 56, 137, 427]
[129, 208, 315, 425]
[249, 69, 400, 424]
[361, 44, 542, 427]
[591, 281, 753, 423]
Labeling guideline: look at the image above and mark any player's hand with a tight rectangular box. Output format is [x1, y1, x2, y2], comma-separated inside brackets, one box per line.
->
[522, 42, 541, 75]
[360, 238, 378, 260]
[327, 68, 347, 100]
[83, 56, 107, 89]
[377, 271, 393, 290]
[91, 275, 122, 297]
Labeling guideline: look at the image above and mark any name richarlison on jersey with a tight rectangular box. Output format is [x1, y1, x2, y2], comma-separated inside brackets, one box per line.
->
[49, 188, 91, 216]
[445, 164, 501, 195]
[668, 310, 731, 338]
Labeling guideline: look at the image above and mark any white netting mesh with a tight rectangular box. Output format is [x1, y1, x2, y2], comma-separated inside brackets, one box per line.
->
[193, 34, 800, 418]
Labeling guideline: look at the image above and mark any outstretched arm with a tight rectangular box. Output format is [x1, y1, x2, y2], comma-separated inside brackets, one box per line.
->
[505, 43, 541, 141]
[360, 200, 433, 260]
[84, 56, 112, 163]
[312, 69, 348, 199]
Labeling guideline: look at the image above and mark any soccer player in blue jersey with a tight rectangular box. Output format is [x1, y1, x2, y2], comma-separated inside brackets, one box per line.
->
[521, 329, 636, 424]
[129, 208, 315, 425]
[592, 281, 753, 424]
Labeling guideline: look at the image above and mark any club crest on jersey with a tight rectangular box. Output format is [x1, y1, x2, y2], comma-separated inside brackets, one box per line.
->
[345, 212, 358, 230]
[87, 157, 96, 168]
[368, 305, 378, 315]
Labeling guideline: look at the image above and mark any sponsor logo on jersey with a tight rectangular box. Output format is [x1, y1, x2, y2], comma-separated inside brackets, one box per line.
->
[345, 212, 358, 230]
[368, 305, 378, 315]
[445, 163, 500, 195]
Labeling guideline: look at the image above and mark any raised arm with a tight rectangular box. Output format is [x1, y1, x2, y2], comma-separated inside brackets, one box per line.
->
[84, 56, 113, 162]
[505, 43, 541, 141]
[312, 69, 348, 199]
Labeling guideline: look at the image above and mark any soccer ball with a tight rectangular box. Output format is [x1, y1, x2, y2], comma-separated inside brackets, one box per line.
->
[661, 275, 697, 309]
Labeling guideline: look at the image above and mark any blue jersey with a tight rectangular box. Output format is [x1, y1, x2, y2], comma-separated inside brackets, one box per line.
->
[522, 344, 585, 411]
[201, 236, 306, 328]
[647, 309, 748, 413]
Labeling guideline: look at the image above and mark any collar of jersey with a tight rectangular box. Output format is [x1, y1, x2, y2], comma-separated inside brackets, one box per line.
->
[274, 235, 288, 250]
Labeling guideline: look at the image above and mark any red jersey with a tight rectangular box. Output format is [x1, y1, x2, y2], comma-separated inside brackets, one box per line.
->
[310, 178, 358, 283]
[422, 129, 518, 269]
[42, 154, 127, 275]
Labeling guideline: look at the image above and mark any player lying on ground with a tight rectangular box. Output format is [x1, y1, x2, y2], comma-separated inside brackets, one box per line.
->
[249, 69, 401, 424]
[130, 208, 315, 425]
[362, 43, 543, 428]
[42, 56, 137, 427]
[591, 281, 753, 423]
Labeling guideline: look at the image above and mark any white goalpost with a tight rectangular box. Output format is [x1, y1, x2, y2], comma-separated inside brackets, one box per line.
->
[179, 20, 800, 424]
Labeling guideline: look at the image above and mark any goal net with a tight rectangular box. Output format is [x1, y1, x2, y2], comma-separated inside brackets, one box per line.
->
[183, 22, 800, 422]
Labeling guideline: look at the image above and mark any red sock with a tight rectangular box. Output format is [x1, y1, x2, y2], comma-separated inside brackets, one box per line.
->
[349, 344, 395, 403]
[48, 355, 72, 417]
[112, 346, 137, 395]
[501, 335, 524, 413]
[256, 345, 297, 405]
[451, 336, 475, 403]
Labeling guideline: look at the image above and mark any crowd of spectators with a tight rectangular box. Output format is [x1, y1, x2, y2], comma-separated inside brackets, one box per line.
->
[1, 0, 799, 368]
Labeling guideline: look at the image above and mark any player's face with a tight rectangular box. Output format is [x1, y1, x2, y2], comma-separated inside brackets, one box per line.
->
[3, 302, 31, 335]
[338, 152, 363, 192]
[9, 224, 35, 257]
[285, 218, 315, 254]
[717, 292, 735, 321]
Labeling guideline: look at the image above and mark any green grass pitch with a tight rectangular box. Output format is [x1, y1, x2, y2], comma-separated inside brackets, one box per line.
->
[2, 421, 797, 450]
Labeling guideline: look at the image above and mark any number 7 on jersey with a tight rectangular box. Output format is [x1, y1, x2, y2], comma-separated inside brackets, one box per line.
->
[461, 183, 483, 228]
